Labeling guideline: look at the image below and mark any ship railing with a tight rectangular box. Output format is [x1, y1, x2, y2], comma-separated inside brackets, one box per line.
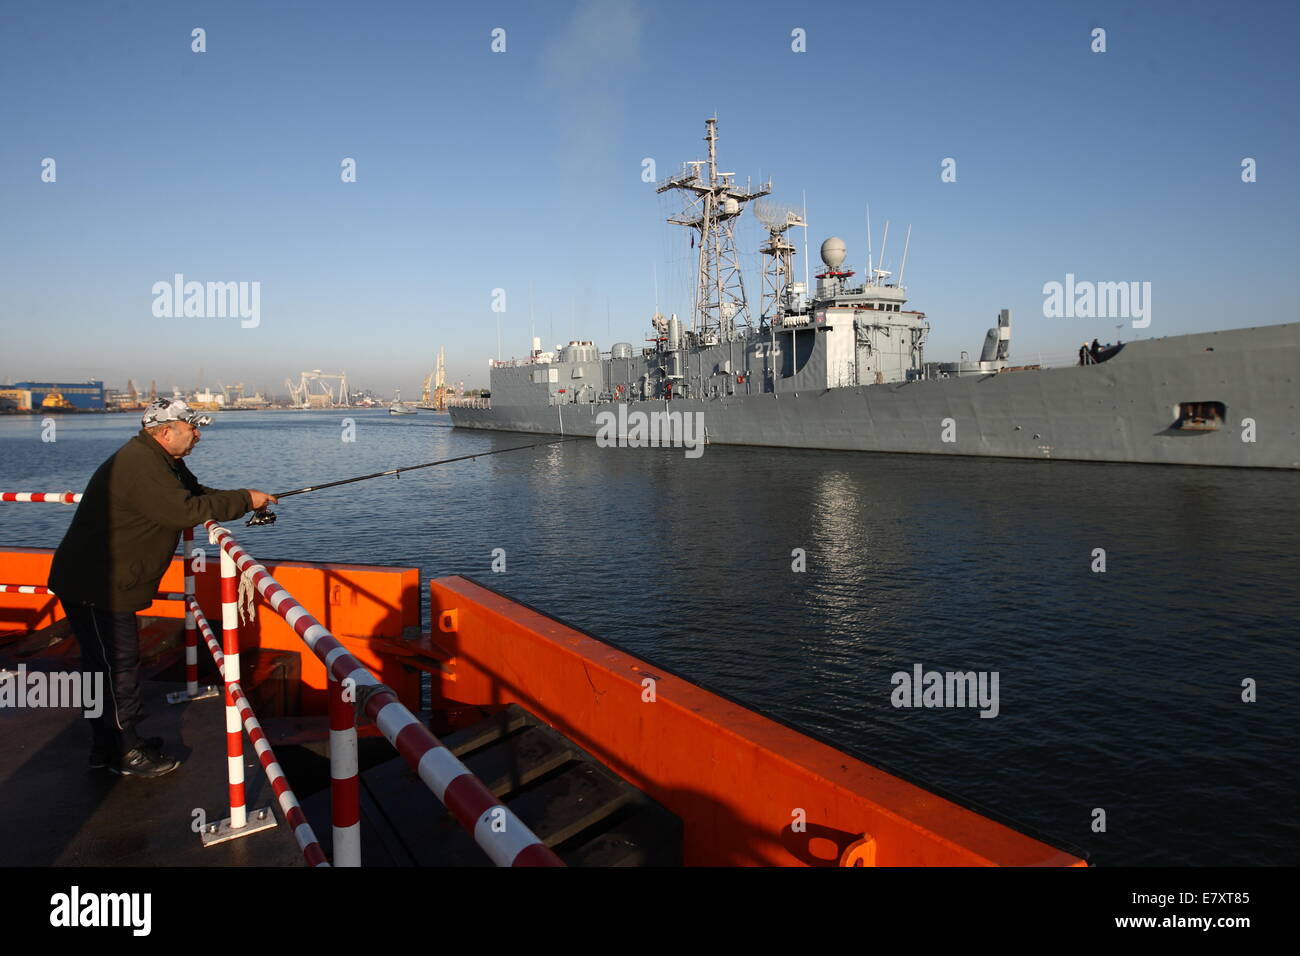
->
[0, 497, 326, 865]
[185, 589, 329, 865]
[202, 518, 565, 867]
[0, 491, 82, 503]
[1031, 350, 1088, 369]
[0, 492, 83, 593]
[0, 493, 210, 695]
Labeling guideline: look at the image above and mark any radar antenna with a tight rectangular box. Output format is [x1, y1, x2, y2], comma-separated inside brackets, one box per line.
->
[755, 200, 807, 326]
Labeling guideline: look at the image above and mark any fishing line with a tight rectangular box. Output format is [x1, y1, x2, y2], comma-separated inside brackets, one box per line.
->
[245, 436, 579, 526]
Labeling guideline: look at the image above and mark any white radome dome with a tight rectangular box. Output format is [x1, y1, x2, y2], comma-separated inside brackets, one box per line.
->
[820, 237, 847, 270]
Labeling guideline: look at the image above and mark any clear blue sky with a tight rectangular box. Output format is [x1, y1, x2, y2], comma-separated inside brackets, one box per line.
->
[2, 0, 1296, 396]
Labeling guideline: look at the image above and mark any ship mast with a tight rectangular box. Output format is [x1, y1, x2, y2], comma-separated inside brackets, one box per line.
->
[755, 200, 807, 327]
[657, 118, 770, 342]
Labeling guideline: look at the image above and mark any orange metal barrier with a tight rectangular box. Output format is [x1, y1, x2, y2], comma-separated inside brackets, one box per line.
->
[427, 576, 1087, 867]
[0, 546, 419, 717]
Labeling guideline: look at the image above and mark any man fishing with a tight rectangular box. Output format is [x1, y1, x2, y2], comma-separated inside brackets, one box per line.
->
[48, 399, 278, 778]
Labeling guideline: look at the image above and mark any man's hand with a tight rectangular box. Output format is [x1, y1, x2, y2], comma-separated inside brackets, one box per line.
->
[247, 490, 279, 511]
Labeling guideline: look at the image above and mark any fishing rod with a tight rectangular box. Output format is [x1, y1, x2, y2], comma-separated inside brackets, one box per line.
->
[244, 436, 579, 525]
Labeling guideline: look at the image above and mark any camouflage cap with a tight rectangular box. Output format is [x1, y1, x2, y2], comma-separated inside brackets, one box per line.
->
[141, 398, 213, 428]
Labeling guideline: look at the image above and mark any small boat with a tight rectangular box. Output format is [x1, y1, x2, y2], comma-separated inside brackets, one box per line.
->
[388, 388, 416, 416]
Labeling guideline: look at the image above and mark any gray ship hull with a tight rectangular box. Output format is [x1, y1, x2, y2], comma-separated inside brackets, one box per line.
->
[451, 324, 1299, 468]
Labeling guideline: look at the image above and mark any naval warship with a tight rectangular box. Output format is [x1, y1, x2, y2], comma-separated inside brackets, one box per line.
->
[451, 120, 1299, 469]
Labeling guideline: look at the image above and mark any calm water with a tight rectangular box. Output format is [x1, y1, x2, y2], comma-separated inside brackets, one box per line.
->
[2, 410, 1297, 866]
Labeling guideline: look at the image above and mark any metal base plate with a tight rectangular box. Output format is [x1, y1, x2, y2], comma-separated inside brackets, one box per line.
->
[167, 684, 220, 705]
[200, 806, 278, 847]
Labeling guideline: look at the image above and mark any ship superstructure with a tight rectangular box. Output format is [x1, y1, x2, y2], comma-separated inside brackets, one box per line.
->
[452, 119, 1300, 469]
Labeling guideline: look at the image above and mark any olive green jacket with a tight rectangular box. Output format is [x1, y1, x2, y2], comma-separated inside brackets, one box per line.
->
[49, 429, 253, 611]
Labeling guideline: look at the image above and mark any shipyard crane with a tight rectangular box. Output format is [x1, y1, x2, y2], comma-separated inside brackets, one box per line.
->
[285, 370, 349, 408]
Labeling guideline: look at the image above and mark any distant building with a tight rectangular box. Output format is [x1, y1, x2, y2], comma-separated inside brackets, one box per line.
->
[14, 381, 106, 411]
[0, 389, 33, 412]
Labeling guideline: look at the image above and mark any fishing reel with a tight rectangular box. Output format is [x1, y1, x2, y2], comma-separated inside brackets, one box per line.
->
[246, 509, 277, 527]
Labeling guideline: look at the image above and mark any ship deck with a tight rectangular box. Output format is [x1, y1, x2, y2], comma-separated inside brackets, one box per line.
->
[0, 619, 682, 868]
[0, 672, 307, 867]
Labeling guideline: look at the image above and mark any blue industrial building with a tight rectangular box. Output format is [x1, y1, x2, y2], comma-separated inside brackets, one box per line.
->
[14, 382, 106, 410]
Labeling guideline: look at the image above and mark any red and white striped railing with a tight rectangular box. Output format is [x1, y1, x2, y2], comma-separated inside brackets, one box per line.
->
[0, 492, 81, 503]
[189, 596, 328, 867]
[1, 490, 184, 597]
[0, 496, 66, 595]
[203, 519, 564, 867]
[329, 669, 361, 866]
[0, 492, 75, 595]
[182, 527, 199, 696]
[217, 538, 247, 830]
[0, 492, 321, 860]
[1, 497, 202, 694]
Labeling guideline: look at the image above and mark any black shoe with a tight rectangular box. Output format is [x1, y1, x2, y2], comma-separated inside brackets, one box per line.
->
[109, 746, 180, 778]
[90, 736, 163, 770]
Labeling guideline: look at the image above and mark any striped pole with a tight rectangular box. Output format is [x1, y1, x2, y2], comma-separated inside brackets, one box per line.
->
[183, 527, 198, 697]
[189, 598, 328, 867]
[204, 520, 563, 867]
[218, 539, 246, 830]
[329, 670, 361, 866]
[0, 492, 81, 503]
[5, 586, 192, 600]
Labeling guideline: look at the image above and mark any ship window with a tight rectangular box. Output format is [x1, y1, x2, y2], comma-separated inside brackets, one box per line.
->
[1174, 401, 1225, 430]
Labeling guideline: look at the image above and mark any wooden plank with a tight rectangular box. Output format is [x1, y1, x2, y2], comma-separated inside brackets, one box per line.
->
[505, 762, 630, 847]
[0, 616, 71, 661]
[562, 799, 683, 866]
[460, 726, 573, 798]
[352, 704, 683, 866]
[441, 703, 531, 758]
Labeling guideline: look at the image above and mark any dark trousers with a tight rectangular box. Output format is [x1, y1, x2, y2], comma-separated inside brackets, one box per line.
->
[60, 601, 142, 757]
